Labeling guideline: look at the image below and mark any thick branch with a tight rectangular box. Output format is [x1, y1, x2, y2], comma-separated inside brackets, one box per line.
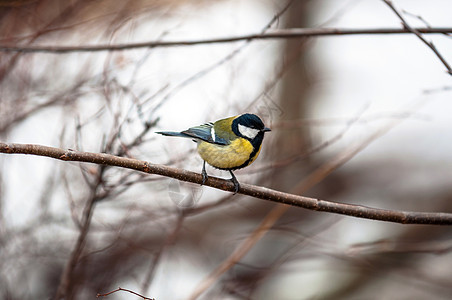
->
[1, 142, 452, 225]
[0, 27, 451, 53]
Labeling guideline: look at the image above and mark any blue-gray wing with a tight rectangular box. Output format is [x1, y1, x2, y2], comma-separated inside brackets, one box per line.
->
[182, 123, 229, 145]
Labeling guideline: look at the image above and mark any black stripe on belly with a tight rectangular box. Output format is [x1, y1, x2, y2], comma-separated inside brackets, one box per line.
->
[219, 132, 264, 171]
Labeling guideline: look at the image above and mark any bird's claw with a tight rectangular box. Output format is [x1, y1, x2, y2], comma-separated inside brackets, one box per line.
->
[201, 161, 208, 186]
[229, 171, 240, 194]
[231, 178, 240, 194]
[201, 169, 208, 185]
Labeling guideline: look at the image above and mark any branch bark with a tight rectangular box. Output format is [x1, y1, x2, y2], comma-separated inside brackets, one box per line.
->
[0, 27, 451, 53]
[1, 142, 452, 225]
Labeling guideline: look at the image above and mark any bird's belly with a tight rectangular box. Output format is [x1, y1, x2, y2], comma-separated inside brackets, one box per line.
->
[197, 139, 257, 170]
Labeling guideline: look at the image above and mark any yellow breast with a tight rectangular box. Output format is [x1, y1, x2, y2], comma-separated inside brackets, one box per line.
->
[196, 138, 261, 170]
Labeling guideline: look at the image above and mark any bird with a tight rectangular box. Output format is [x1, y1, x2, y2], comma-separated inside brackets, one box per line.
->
[156, 113, 271, 193]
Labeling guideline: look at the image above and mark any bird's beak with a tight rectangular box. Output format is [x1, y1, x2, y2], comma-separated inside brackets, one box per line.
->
[262, 127, 271, 132]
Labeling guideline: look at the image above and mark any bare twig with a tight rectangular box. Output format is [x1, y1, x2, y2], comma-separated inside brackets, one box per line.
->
[97, 287, 155, 300]
[382, 0, 452, 75]
[0, 27, 451, 53]
[1, 142, 452, 225]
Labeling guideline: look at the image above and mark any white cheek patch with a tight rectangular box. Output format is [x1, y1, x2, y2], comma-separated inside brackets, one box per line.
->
[238, 124, 260, 139]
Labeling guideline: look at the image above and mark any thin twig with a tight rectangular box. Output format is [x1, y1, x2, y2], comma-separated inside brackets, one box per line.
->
[382, 0, 452, 75]
[97, 287, 155, 300]
[1, 142, 452, 225]
[0, 27, 451, 53]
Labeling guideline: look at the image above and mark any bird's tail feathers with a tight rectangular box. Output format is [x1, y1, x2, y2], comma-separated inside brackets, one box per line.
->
[156, 131, 192, 138]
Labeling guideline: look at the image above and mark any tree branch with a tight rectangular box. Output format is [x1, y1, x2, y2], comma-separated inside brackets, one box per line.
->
[382, 0, 452, 75]
[0, 27, 451, 53]
[1, 142, 452, 225]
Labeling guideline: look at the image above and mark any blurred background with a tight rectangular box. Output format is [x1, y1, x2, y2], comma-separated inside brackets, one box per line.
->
[1, 0, 452, 299]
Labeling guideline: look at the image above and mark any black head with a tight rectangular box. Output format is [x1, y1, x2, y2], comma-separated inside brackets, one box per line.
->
[232, 113, 271, 141]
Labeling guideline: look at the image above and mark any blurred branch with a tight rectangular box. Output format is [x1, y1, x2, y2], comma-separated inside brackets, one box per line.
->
[1, 142, 452, 225]
[188, 204, 289, 300]
[347, 239, 452, 256]
[54, 164, 104, 300]
[0, 27, 451, 53]
[0, 78, 87, 134]
[382, 0, 452, 75]
[140, 213, 184, 295]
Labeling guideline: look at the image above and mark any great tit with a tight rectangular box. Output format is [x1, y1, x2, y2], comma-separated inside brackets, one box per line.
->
[157, 113, 271, 193]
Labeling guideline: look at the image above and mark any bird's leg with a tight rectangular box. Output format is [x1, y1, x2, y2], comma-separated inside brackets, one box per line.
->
[229, 170, 240, 194]
[201, 161, 208, 185]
